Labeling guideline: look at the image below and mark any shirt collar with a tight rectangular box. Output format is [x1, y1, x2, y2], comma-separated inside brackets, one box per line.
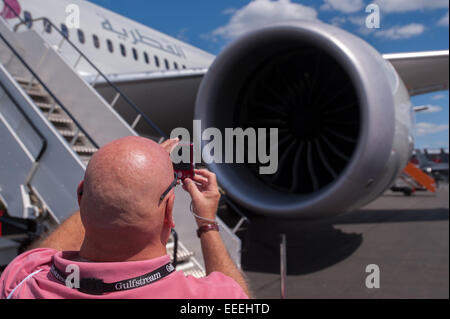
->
[53, 251, 172, 283]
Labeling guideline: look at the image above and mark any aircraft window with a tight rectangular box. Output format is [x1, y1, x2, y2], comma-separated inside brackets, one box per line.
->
[23, 11, 32, 29]
[143, 52, 149, 64]
[174, 62, 178, 69]
[120, 44, 126, 57]
[77, 29, 85, 44]
[93, 34, 100, 49]
[107, 39, 114, 53]
[182, 65, 186, 69]
[43, 18, 52, 34]
[60, 23, 69, 38]
[154, 56, 160, 67]
[132, 48, 138, 61]
[164, 59, 169, 70]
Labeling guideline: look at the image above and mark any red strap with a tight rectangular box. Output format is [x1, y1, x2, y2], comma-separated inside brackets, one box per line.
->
[197, 223, 219, 238]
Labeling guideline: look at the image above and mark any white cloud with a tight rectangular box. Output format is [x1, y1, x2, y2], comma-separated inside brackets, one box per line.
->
[330, 16, 347, 27]
[348, 16, 366, 26]
[328, 14, 378, 37]
[416, 104, 443, 113]
[346, 15, 378, 36]
[176, 28, 189, 42]
[374, 0, 449, 13]
[222, 8, 237, 15]
[210, 0, 318, 41]
[437, 11, 449, 26]
[415, 122, 449, 136]
[432, 93, 447, 100]
[329, 15, 366, 27]
[321, 0, 364, 13]
[375, 23, 425, 39]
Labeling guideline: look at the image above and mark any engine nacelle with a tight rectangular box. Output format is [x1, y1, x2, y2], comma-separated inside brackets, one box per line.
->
[195, 21, 414, 218]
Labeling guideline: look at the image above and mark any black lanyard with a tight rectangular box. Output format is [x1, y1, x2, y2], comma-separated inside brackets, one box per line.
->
[50, 259, 175, 295]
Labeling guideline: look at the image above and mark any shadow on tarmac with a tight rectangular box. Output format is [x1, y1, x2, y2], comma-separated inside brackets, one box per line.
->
[240, 207, 448, 275]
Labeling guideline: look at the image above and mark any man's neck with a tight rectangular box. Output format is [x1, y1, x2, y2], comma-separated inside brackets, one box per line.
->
[79, 239, 167, 262]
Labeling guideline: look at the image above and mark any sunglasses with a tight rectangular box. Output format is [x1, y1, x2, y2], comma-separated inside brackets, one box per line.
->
[160, 173, 178, 203]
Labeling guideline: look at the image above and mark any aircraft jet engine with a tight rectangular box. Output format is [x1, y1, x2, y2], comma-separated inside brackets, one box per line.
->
[195, 21, 414, 218]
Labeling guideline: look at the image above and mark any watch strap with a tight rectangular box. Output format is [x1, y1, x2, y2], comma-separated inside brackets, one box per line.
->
[197, 223, 219, 238]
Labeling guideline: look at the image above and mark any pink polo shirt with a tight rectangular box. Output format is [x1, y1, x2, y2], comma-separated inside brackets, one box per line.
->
[0, 248, 248, 299]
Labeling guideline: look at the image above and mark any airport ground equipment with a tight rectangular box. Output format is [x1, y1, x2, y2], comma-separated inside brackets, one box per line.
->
[390, 162, 437, 196]
[402, 162, 436, 193]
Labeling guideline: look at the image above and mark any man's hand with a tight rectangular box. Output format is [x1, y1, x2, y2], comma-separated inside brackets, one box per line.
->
[182, 169, 221, 226]
[182, 169, 251, 297]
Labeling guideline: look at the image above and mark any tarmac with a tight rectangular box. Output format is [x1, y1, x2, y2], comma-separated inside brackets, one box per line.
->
[240, 183, 449, 299]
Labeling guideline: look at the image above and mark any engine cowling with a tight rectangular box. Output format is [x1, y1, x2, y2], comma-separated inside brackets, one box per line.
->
[195, 21, 414, 218]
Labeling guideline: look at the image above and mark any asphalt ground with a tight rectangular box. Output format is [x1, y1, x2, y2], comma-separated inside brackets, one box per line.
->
[241, 183, 449, 299]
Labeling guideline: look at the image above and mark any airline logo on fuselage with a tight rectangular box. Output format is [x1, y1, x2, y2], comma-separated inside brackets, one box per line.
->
[97, 13, 186, 59]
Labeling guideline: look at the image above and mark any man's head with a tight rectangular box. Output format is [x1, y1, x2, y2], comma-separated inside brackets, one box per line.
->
[77, 136, 176, 261]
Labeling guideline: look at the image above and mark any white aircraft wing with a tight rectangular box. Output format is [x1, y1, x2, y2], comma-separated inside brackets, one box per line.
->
[383, 50, 449, 96]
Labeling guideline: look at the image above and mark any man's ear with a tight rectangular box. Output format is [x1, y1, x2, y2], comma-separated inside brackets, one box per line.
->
[164, 192, 175, 228]
[77, 180, 84, 206]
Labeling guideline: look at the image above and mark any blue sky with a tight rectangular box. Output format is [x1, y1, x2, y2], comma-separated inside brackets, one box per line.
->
[89, 0, 449, 149]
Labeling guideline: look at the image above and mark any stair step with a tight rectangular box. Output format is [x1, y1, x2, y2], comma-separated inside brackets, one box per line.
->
[72, 145, 98, 154]
[175, 261, 206, 278]
[47, 114, 73, 124]
[35, 102, 58, 110]
[25, 89, 48, 98]
[166, 239, 205, 277]
[14, 76, 39, 87]
[166, 241, 195, 261]
[13, 76, 31, 83]
[167, 246, 194, 263]
[59, 129, 85, 138]
[182, 268, 206, 279]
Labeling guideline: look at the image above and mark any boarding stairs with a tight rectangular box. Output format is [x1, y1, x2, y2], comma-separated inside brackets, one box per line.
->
[0, 8, 214, 277]
[13, 76, 98, 164]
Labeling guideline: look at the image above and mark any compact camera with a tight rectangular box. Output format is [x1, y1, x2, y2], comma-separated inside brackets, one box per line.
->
[172, 143, 195, 180]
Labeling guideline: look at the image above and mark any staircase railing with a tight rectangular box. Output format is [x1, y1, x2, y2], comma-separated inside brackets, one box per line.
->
[0, 30, 99, 150]
[1, 0, 168, 140]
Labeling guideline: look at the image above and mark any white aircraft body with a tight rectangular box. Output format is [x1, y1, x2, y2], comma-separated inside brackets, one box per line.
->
[3, 0, 215, 75]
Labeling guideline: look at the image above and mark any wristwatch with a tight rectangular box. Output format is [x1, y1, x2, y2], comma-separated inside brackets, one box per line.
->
[197, 223, 219, 238]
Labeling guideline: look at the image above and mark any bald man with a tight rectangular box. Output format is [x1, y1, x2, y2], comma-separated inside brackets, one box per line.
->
[0, 136, 250, 299]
